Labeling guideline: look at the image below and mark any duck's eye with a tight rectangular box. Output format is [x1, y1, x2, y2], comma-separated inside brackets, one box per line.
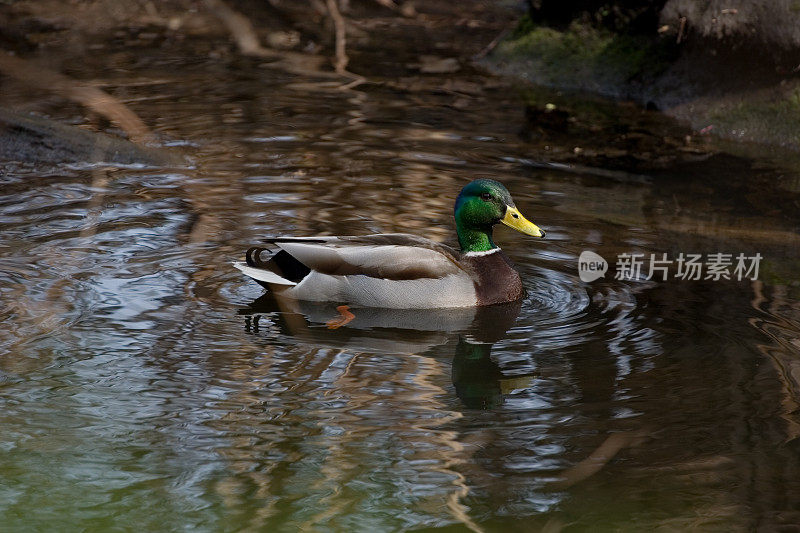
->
[480, 193, 492, 201]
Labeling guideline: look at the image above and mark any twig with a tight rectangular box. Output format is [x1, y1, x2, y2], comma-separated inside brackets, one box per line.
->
[549, 428, 651, 489]
[0, 50, 154, 144]
[371, 0, 415, 16]
[203, 0, 279, 58]
[207, 0, 359, 86]
[206, 0, 362, 88]
[473, 27, 511, 60]
[677, 16, 687, 44]
[373, 0, 398, 9]
[325, 0, 349, 74]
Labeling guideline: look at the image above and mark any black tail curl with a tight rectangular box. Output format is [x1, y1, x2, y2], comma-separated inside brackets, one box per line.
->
[246, 247, 272, 268]
[245, 246, 311, 283]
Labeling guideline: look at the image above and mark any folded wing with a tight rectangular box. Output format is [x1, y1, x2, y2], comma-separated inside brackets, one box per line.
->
[269, 234, 465, 281]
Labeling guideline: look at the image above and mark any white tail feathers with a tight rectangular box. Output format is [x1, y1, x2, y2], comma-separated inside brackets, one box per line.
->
[232, 262, 296, 286]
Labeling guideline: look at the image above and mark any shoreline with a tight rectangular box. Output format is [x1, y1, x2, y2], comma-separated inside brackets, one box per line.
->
[482, 11, 800, 150]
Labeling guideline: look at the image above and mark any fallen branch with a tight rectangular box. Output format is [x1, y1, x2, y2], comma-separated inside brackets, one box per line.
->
[0, 50, 154, 144]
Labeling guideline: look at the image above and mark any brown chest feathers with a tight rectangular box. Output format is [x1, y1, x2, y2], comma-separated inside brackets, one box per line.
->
[462, 250, 524, 306]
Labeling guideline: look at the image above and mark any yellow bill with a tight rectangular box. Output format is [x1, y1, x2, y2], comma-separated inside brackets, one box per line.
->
[501, 206, 545, 238]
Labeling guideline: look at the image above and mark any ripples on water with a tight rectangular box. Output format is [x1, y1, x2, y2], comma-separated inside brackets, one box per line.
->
[2, 46, 800, 532]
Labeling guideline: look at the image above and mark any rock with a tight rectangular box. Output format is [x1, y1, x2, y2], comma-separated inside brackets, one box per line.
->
[0, 108, 183, 167]
[487, 0, 800, 147]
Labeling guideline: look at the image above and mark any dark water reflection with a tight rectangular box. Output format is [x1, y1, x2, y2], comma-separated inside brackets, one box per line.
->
[2, 40, 800, 532]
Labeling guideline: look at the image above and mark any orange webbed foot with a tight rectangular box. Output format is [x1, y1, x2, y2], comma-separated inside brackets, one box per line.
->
[326, 305, 355, 329]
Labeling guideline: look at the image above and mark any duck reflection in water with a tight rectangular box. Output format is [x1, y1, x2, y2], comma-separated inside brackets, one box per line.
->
[239, 294, 534, 409]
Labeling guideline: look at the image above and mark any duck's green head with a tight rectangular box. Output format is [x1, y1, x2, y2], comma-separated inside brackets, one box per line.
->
[454, 179, 544, 253]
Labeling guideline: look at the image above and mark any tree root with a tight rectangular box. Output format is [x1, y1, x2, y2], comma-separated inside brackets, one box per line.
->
[325, 0, 349, 74]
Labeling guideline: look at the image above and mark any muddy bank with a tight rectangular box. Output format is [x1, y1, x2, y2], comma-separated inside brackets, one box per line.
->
[0, 0, 717, 172]
[485, 0, 800, 148]
[0, 0, 795, 168]
[0, 0, 515, 167]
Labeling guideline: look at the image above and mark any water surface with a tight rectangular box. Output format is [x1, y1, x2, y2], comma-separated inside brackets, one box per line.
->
[2, 30, 800, 533]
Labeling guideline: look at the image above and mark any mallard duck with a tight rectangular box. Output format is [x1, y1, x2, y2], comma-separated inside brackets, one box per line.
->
[233, 179, 545, 308]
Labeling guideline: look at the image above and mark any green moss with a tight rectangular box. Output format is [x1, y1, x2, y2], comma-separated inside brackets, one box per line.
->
[707, 88, 800, 146]
[493, 18, 800, 148]
[517, 84, 621, 126]
[496, 22, 674, 94]
[760, 259, 800, 297]
[512, 13, 536, 39]
[500, 23, 607, 64]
